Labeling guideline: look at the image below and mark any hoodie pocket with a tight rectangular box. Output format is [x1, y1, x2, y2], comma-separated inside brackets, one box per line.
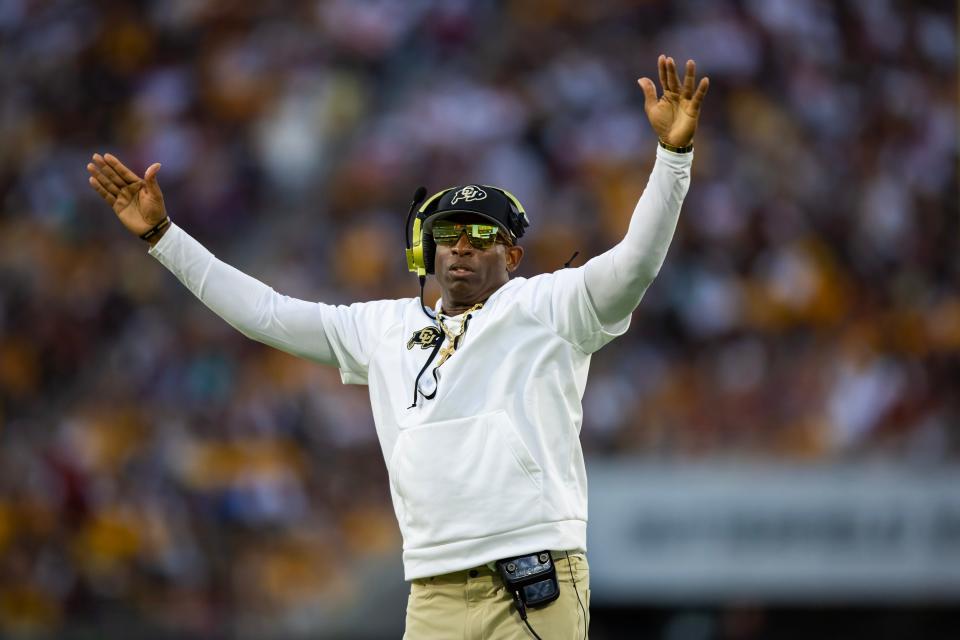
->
[390, 410, 543, 546]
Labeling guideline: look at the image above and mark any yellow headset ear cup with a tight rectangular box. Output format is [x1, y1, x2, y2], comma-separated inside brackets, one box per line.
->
[407, 218, 426, 276]
[409, 188, 453, 276]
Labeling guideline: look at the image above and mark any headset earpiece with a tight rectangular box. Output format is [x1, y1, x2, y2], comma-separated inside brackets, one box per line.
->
[405, 187, 429, 276]
[486, 185, 530, 238]
[406, 217, 428, 276]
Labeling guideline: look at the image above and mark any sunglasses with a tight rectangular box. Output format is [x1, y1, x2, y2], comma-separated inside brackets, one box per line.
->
[431, 221, 507, 249]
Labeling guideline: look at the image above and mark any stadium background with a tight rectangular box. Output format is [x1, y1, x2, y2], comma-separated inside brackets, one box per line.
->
[1, 0, 957, 638]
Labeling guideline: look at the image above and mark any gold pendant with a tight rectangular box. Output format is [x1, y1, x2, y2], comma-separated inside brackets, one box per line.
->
[436, 345, 455, 367]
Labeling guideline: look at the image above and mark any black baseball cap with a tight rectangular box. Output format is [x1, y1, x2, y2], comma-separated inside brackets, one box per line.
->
[422, 185, 529, 241]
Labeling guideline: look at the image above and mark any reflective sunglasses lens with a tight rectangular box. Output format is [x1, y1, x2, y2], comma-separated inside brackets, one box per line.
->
[432, 222, 499, 248]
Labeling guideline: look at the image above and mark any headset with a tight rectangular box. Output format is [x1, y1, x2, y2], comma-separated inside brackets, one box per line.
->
[404, 185, 530, 277]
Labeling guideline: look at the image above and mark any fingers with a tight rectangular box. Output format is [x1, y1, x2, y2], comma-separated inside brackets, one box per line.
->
[102, 153, 142, 184]
[637, 77, 658, 112]
[690, 77, 710, 112]
[88, 151, 143, 200]
[87, 162, 120, 196]
[88, 175, 117, 206]
[665, 56, 681, 93]
[92, 153, 133, 190]
[143, 162, 164, 203]
[682, 59, 696, 98]
[657, 54, 669, 94]
[144, 162, 161, 185]
[656, 56, 708, 105]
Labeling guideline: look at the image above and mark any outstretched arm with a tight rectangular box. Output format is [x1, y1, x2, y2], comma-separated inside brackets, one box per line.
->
[584, 55, 709, 326]
[86, 153, 339, 364]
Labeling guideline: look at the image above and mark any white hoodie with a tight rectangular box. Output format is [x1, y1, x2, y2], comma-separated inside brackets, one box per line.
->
[148, 145, 692, 579]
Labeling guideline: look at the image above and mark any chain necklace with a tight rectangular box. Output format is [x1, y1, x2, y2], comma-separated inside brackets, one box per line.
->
[435, 302, 484, 367]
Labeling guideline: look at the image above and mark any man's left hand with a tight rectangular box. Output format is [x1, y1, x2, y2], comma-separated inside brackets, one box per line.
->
[638, 55, 709, 148]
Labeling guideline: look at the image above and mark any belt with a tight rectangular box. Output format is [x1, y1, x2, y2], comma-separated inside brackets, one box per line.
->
[416, 550, 582, 584]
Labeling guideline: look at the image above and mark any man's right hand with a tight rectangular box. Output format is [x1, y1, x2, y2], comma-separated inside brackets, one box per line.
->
[87, 153, 168, 243]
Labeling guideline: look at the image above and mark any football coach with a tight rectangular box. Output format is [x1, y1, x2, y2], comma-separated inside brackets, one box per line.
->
[87, 55, 708, 639]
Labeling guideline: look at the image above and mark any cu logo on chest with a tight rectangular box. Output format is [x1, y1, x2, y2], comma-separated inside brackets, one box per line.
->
[407, 326, 442, 350]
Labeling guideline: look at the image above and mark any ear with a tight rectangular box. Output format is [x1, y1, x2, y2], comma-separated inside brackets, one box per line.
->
[505, 245, 524, 273]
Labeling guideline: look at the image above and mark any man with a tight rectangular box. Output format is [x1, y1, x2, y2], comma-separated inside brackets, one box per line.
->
[87, 55, 708, 639]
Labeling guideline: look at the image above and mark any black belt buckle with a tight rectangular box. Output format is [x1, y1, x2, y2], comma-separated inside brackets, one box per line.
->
[496, 551, 560, 608]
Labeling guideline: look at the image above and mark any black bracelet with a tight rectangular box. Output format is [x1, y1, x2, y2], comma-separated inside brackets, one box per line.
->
[140, 216, 171, 241]
[658, 138, 694, 154]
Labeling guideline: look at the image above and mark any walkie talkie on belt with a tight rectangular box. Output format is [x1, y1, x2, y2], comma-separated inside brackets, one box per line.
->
[496, 550, 561, 616]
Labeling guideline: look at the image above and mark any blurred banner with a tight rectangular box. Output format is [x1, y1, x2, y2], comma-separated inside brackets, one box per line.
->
[588, 461, 960, 603]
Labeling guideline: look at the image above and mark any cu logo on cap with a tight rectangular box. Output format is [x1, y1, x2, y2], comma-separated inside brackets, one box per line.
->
[450, 186, 487, 205]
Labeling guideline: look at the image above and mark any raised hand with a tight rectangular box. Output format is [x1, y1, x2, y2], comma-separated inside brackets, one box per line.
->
[638, 55, 709, 148]
[86, 153, 167, 239]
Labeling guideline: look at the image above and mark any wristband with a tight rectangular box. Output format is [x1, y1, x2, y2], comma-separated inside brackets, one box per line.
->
[140, 216, 171, 241]
[658, 138, 694, 154]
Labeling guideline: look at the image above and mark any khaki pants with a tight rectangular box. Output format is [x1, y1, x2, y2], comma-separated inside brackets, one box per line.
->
[404, 552, 590, 639]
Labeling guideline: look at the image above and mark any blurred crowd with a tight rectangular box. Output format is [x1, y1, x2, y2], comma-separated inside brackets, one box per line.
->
[0, 0, 956, 636]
